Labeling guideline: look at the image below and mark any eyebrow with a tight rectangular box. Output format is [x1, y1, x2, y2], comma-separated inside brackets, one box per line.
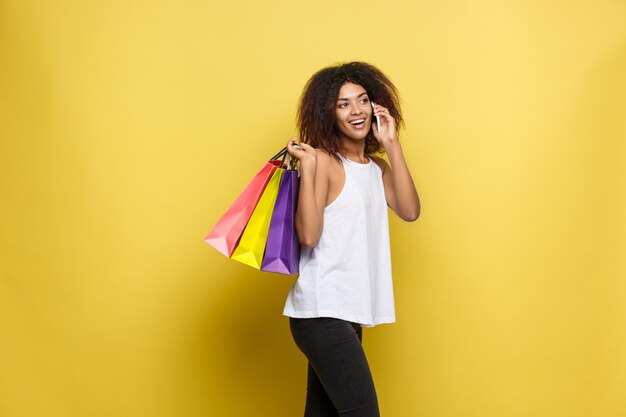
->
[337, 92, 368, 101]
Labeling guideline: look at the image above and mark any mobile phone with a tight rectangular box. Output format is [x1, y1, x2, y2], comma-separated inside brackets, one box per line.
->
[372, 102, 381, 133]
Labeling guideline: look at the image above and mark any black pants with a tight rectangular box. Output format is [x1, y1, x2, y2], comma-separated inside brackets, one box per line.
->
[289, 317, 380, 417]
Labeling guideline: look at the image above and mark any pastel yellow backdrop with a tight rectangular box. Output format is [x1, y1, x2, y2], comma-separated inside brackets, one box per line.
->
[1, 0, 624, 416]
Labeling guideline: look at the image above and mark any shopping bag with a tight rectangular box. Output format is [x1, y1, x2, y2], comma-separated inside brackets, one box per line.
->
[261, 162, 300, 275]
[204, 149, 286, 257]
[230, 166, 284, 269]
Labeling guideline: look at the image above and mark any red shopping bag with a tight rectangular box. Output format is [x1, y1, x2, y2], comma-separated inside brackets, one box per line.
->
[204, 149, 287, 257]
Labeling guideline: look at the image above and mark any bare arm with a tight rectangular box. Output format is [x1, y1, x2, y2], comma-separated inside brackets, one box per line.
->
[371, 103, 420, 222]
[374, 145, 420, 221]
[286, 138, 329, 247]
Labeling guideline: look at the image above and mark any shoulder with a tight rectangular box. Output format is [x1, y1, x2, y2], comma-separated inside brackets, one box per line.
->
[315, 148, 344, 185]
[369, 155, 390, 175]
[316, 148, 335, 164]
[316, 148, 343, 171]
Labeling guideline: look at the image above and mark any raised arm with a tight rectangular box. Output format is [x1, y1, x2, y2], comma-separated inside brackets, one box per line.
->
[286, 138, 329, 247]
[371, 103, 420, 222]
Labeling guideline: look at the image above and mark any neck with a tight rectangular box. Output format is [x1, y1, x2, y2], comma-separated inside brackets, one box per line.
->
[340, 138, 367, 161]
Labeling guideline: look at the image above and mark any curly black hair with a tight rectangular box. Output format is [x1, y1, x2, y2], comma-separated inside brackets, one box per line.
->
[296, 61, 403, 161]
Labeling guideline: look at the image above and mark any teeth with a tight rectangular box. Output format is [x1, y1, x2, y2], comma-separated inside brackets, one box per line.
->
[350, 119, 365, 125]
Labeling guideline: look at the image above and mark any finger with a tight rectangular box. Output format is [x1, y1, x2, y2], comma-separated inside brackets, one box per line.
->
[286, 145, 298, 157]
[288, 138, 302, 150]
[286, 140, 305, 159]
[373, 107, 393, 122]
[376, 109, 395, 123]
[372, 102, 388, 111]
[373, 106, 389, 115]
[287, 149, 306, 161]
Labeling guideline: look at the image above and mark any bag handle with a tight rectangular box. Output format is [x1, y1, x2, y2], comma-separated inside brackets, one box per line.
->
[270, 147, 299, 173]
[270, 147, 287, 161]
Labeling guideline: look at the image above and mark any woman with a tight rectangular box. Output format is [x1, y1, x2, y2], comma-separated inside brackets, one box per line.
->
[284, 61, 420, 417]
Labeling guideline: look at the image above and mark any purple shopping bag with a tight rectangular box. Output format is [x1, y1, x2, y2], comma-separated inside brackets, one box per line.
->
[260, 165, 300, 275]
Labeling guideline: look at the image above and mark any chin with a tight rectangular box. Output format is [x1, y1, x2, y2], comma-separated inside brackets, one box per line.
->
[342, 134, 368, 142]
[340, 126, 371, 141]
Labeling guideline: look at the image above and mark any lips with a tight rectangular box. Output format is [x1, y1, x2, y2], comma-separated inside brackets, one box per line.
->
[349, 118, 366, 129]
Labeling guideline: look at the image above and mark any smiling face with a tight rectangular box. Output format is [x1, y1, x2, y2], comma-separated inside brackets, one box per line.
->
[334, 82, 373, 142]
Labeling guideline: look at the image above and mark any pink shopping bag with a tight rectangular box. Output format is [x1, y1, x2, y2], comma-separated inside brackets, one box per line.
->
[204, 149, 287, 257]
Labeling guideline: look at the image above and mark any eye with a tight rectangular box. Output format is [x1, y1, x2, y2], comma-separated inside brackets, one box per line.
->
[338, 103, 348, 108]
[361, 97, 370, 104]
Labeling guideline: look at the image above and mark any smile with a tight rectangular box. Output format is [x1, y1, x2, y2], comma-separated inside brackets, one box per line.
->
[348, 118, 368, 130]
[348, 118, 367, 130]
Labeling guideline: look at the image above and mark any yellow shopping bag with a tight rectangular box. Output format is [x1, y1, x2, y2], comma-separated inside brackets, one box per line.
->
[230, 167, 285, 269]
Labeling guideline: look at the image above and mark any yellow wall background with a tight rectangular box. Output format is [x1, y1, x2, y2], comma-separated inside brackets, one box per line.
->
[1, 1, 624, 416]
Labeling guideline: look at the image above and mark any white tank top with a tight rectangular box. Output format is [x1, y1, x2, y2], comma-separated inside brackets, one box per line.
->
[283, 153, 395, 327]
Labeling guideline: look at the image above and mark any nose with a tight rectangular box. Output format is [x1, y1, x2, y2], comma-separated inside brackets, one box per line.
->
[351, 101, 365, 115]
